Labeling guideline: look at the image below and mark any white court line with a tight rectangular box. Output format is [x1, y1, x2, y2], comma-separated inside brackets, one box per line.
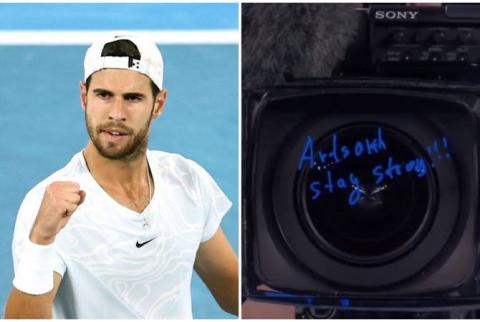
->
[0, 0, 237, 3]
[0, 30, 239, 45]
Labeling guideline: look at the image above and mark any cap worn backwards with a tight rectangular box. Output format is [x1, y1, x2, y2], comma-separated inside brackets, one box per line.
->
[84, 33, 164, 90]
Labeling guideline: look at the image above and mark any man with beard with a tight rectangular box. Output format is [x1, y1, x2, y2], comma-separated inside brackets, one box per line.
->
[5, 34, 238, 318]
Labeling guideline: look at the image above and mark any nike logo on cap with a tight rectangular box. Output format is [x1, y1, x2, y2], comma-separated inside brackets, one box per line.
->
[136, 237, 155, 248]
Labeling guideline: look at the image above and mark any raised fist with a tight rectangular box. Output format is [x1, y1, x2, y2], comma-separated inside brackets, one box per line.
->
[29, 181, 86, 245]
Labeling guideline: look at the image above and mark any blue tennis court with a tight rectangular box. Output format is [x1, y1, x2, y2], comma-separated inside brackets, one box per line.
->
[0, 3, 238, 319]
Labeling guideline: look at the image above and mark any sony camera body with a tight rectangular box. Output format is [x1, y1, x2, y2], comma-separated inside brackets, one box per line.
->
[243, 4, 480, 312]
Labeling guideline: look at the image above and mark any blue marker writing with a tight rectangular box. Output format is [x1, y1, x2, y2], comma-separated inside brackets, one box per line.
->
[325, 171, 335, 193]
[297, 127, 389, 171]
[414, 158, 427, 177]
[348, 184, 362, 206]
[298, 136, 315, 171]
[372, 165, 384, 184]
[340, 298, 351, 308]
[329, 134, 340, 163]
[384, 156, 402, 180]
[354, 141, 364, 157]
[310, 181, 322, 200]
[308, 172, 362, 203]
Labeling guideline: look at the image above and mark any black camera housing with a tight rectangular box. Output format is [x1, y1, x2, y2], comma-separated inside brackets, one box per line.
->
[243, 4, 480, 312]
[242, 78, 480, 310]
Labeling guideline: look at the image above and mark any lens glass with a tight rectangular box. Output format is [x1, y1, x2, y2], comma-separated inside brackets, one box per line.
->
[297, 124, 435, 265]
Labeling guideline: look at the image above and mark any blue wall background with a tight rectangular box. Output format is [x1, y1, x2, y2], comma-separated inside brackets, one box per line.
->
[0, 3, 238, 319]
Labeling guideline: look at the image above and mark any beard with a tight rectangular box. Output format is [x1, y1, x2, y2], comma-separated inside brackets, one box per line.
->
[85, 109, 153, 162]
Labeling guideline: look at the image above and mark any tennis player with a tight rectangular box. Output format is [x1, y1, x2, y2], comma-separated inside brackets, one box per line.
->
[5, 33, 238, 318]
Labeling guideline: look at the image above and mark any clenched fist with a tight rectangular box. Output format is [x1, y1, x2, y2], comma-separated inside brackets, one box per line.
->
[29, 181, 86, 245]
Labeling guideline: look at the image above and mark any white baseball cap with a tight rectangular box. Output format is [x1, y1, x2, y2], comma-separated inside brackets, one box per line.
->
[84, 33, 164, 90]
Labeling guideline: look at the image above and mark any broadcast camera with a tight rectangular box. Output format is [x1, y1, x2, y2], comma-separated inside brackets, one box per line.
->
[243, 3, 480, 318]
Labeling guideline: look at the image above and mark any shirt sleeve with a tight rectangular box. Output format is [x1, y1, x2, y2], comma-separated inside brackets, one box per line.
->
[188, 161, 233, 242]
[12, 187, 67, 278]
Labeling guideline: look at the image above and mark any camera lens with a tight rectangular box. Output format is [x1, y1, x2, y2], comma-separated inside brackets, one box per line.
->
[296, 124, 436, 266]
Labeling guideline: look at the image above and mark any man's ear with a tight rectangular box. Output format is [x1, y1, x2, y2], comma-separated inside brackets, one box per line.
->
[152, 90, 167, 119]
[80, 81, 88, 111]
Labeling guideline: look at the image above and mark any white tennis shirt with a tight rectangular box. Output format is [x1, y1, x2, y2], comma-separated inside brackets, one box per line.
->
[12, 150, 232, 318]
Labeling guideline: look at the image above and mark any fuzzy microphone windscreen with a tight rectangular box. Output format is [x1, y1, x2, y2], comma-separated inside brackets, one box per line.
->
[242, 3, 362, 89]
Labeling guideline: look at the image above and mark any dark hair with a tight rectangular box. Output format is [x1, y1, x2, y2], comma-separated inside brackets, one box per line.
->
[85, 39, 160, 98]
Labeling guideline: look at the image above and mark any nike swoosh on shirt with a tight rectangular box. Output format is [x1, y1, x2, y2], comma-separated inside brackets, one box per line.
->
[136, 237, 156, 248]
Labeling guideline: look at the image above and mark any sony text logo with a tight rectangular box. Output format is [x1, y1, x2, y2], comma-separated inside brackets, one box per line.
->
[375, 11, 419, 20]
